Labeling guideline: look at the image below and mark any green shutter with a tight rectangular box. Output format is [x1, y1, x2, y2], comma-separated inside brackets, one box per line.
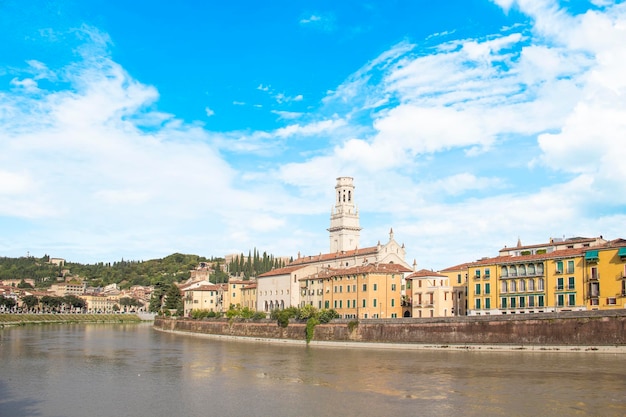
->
[585, 250, 599, 261]
[618, 247, 626, 258]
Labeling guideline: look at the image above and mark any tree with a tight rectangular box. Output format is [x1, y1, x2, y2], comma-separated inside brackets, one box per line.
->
[17, 279, 34, 289]
[63, 295, 86, 310]
[21, 295, 39, 310]
[164, 283, 183, 315]
[149, 285, 165, 313]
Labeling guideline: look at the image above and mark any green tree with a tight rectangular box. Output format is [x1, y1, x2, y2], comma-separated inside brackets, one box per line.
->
[21, 295, 39, 310]
[164, 283, 183, 316]
[63, 295, 86, 310]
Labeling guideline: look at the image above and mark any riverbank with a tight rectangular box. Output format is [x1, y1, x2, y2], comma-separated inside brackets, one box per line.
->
[154, 309, 626, 352]
[153, 326, 626, 353]
[0, 313, 146, 326]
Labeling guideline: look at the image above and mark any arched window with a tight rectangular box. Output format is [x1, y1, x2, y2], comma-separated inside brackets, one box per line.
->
[528, 279, 535, 291]
[510, 281, 517, 292]
[510, 266, 517, 277]
[538, 278, 544, 290]
[502, 281, 508, 293]
[527, 264, 535, 275]
[501, 266, 508, 277]
[537, 263, 544, 275]
[348, 190, 351, 201]
[520, 280, 526, 291]
[519, 265, 526, 276]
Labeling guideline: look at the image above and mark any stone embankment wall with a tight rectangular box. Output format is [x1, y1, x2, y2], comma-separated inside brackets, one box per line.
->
[154, 309, 626, 346]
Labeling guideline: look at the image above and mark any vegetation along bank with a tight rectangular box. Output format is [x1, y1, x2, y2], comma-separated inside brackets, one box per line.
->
[154, 309, 626, 349]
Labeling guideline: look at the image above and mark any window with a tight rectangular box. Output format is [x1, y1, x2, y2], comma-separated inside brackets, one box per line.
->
[334, 300, 337, 308]
[528, 280, 535, 291]
[391, 298, 395, 307]
[502, 281, 508, 293]
[391, 284, 396, 291]
[476, 269, 481, 278]
[567, 260, 575, 274]
[475, 299, 481, 309]
[568, 277, 575, 290]
[501, 298, 508, 308]
[519, 297, 525, 308]
[557, 278, 564, 291]
[557, 294, 564, 306]
[510, 297, 516, 308]
[457, 273, 462, 284]
[538, 278, 544, 291]
[485, 268, 490, 277]
[475, 284, 481, 295]
[339, 300, 342, 308]
[607, 297, 617, 305]
[373, 283, 377, 291]
[510, 281, 517, 292]
[556, 261, 563, 274]
[373, 299, 377, 307]
[347, 285, 350, 293]
[568, 294, 576, 306]
[362, 299, 366, 307]
[538, 295, 544, 307]
[501, 266, 508, 277]
[529, 296, 535, 307]
[485, 283, 490, 294]
[520, 280, 526, 291]
[362, 284, 367, 291]
[485, 298, 491, 309]
[519, 265, 526, 276]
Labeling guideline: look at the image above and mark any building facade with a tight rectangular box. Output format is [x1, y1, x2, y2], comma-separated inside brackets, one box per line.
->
[405, 269, 454, 318]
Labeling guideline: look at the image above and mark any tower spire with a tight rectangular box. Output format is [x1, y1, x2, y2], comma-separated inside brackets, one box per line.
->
[328, 177, 362, 253]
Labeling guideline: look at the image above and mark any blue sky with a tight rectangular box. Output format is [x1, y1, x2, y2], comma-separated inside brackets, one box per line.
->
[1, 0, 625, 270]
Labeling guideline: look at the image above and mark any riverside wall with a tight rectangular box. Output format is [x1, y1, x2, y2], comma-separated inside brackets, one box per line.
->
[154, 309, 626, 347]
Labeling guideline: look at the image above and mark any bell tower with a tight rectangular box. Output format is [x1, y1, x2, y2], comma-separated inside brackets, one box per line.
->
[328, 177, 361, 253]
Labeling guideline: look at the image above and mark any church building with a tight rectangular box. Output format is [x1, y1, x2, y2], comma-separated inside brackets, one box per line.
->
[257, 177, 412, 314]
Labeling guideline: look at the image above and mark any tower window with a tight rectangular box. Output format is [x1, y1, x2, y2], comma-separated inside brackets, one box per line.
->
[348, 191, 351, 201]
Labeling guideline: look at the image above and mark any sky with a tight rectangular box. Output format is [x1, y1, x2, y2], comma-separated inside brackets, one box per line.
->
[1, 0, 625, 270]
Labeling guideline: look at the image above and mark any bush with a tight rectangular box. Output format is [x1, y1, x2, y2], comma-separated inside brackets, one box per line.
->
[318, 309, 339, 323]
[305, 317, 319, 343]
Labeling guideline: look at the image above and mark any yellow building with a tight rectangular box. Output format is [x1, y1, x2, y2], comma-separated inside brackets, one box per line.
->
[82, 293, 117, 313]
[183, 284, 226, 316]
[320, 263, 411, 319]
[226, 279, 253, 309]
[240, 282, 257, 311]
[467, 247, 587, 315]
[405, 269, 453, 318]
[438, 262, 470, 316]
[584, 240, 626, 309]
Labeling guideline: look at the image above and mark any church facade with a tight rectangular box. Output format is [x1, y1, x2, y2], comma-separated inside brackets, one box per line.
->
[257, 177, 413, 313]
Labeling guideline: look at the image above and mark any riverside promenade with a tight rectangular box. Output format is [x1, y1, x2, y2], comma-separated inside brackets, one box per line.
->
[0, 313, 153, 326]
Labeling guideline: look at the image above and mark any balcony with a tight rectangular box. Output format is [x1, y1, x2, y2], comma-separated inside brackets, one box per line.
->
[588, 274, 599, 281]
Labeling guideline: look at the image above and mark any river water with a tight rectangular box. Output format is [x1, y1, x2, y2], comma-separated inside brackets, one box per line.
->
[0, 323, 624, 417]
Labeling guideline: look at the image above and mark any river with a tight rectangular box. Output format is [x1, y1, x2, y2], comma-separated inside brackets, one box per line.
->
[1, 323, 624, 417]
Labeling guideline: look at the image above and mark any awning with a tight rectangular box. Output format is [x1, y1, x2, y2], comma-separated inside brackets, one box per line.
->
[618, 247, 626, 258]
[585, 250, 599, 261]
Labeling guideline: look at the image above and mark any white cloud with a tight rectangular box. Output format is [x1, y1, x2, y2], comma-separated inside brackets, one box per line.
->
[205, 106, 215, 117]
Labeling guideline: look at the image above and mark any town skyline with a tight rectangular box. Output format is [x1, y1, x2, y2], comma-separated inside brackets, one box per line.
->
[1, 1, 625, 270]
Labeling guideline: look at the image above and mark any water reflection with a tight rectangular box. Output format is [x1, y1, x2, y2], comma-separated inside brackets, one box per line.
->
[1, 324, 625, 417]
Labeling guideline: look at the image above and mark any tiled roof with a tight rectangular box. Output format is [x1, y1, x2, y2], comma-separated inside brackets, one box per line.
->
[189, 284, 226, 292]
[469, 247, 586, 267]
[438, 262, 473, 272]
[300, 263, 411, 280]
[258, 264, 310, 278]
[406, 269, 447, 279]
[498, 236, 599, 252]
[288, 246, 379, 266]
